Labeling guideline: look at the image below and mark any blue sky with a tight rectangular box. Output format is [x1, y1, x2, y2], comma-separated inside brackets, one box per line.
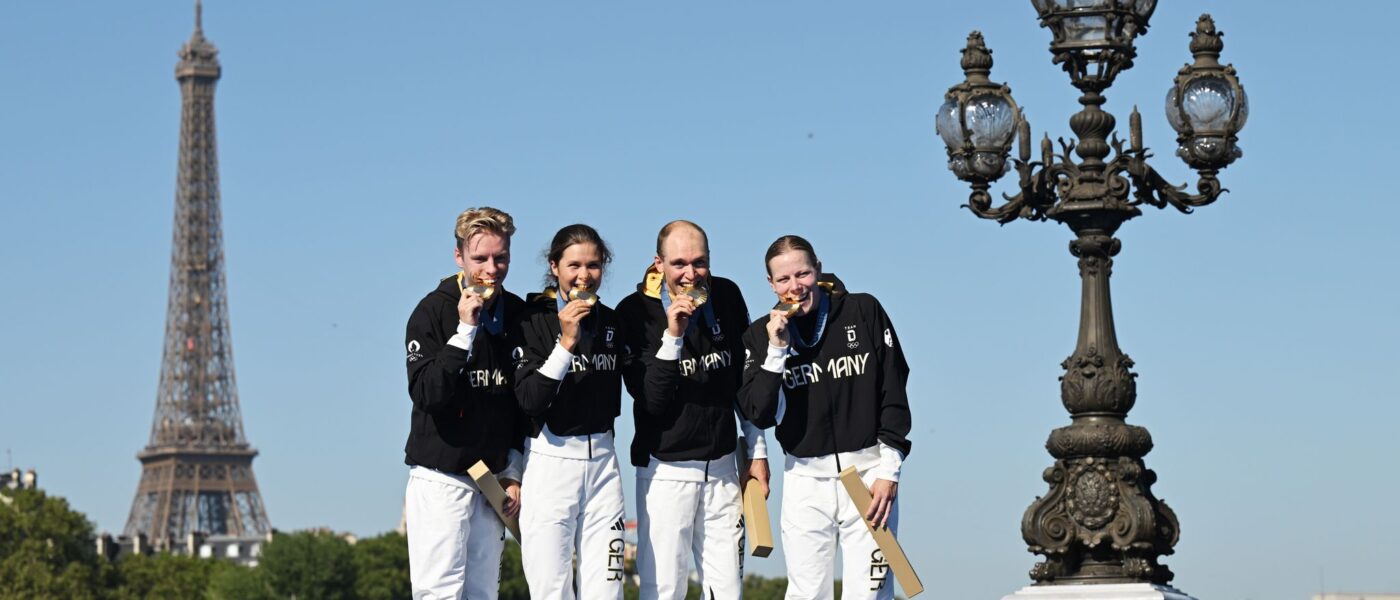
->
[2, 2, 1398, 599]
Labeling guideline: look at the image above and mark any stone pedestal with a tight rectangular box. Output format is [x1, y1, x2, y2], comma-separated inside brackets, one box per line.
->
[1002, 583, 1197, 600]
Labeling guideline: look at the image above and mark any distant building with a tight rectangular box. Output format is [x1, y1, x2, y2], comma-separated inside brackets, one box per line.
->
[96, 530, 272, 567]
[0, 468, 37, 491]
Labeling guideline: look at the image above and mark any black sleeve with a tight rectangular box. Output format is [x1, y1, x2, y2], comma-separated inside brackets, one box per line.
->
[639, 340, 681, 417]
[737, 321, 782, 428]
[616, 314, 641, 411]
[619, 298, 649, 406]
[405, 299, 469, 416]
[619, 298, 679, 417]
[730, 286, 751, 390]
[870, 296, 913, 456]
[507, 312, 532, 452]
[513, 310, 564, 418]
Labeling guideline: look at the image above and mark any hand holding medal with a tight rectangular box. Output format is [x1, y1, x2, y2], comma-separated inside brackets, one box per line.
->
[767, 294, 800, 348]
[558, 283, 597, 352]
[458, 273, 497, 326]
[664, 279, 707, 337]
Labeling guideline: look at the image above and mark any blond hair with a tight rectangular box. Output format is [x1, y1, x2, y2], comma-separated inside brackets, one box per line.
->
[454, 206, 516, 249]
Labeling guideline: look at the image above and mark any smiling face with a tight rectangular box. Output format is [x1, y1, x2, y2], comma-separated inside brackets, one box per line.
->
[550, 242, 604, 292]
[454, 231, 511, 287]
[767, 249, 821, 316]
[654, 226, 710, 294]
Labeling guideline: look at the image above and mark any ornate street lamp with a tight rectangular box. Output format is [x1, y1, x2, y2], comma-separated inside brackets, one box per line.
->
[935, 5, 1246, 598]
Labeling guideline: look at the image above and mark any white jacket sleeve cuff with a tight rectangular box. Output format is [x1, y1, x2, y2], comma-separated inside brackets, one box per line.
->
[655, 332, 684, 361]
[538, 343, 574, 381]
[499, 449, 524, 483]
[870, 442, 906, 483]
[447, 321, 478, 358]
[761, 343, 790, 373]
[739, 418, 768, 461]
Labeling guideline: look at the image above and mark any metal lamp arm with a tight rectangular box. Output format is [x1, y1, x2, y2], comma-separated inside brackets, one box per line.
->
[1126, 157, 1225, 214]
[963, 160, 1057, 224]
[964, 129, 1068, 224]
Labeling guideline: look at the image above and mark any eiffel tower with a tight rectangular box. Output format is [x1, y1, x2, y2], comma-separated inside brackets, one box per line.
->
[123, 1, 271, 543]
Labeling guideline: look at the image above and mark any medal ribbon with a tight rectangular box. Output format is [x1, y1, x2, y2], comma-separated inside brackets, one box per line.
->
[660, 281, 715, 335]
[787, 290, 829, 350]
[481, 292, 506, 336]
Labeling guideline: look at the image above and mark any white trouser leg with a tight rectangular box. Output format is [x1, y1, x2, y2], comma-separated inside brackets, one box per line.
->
[406, 468, 504, 600]
[520, 453, 583, 600]
[692, 472, 745, 599]
[836, 468, 898, 600]
[576, 453, 627, 600]
[464, 494, 507, 600]
[636, 477, 699, 600]
[780, 473, 838, 600]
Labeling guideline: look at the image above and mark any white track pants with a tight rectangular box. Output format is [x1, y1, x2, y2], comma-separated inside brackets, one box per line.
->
[405, 466, 504, 600]
[520, 450, 627, 600]
[636, 471, 744, 600]
[781, 467, 899, 600]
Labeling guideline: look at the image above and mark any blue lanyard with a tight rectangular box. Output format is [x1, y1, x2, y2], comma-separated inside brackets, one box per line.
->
[788, 290, 829, 350]
[480, 293, 506, 336]
[659, 281, 715, 335]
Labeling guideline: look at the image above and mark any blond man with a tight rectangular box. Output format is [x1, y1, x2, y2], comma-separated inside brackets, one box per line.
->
[403, 207, 528, 599]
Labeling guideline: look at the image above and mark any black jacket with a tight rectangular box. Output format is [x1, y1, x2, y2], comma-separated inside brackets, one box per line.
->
[514, 289, 633, 438]
[737, 276, 912, 459]
[403, 274, 527, 474]
[616, 267, 750, 467]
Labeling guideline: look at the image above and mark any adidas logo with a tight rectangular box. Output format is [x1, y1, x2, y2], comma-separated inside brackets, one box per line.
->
[610, 517, 625, 531]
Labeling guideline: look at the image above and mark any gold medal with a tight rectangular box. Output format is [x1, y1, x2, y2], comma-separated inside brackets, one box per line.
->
[774, 296, 801, 318]
[678, 282, 709, 307]
[568, 287, 599, 306]
[463, 277, 497, 300]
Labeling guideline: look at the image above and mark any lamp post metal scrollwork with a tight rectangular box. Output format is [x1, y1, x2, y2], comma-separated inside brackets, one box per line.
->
[935, 2, 1247, 589]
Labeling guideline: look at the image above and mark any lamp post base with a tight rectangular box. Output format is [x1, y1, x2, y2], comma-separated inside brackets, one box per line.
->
[1002, 583, 1197, 600]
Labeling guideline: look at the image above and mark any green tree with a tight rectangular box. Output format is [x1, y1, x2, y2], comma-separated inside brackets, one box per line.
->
[0, 488, 106, 600]
[205, 560, 274, 600]
[257, 530, 356, 600]
[743, 574, 789, 600]
[353, 532, 410, 600]
[498, 539, 529, 600]
[109, 552, 212, 600]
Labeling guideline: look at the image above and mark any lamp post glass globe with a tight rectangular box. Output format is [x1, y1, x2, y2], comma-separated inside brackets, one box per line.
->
[936, 99, 964, 149]
[937, 93, 1018, 182]
[1034, 0, 1156, 16]
[1167, 77, 1241, 132]
[1064, 14, 1108, 42]
[1166, 72, 1247, 169]
[968, 95, 1017, 147]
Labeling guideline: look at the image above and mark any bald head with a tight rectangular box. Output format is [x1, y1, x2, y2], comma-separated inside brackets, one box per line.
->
[655, 220, 709, 259]
[653, 220, 711, 291]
